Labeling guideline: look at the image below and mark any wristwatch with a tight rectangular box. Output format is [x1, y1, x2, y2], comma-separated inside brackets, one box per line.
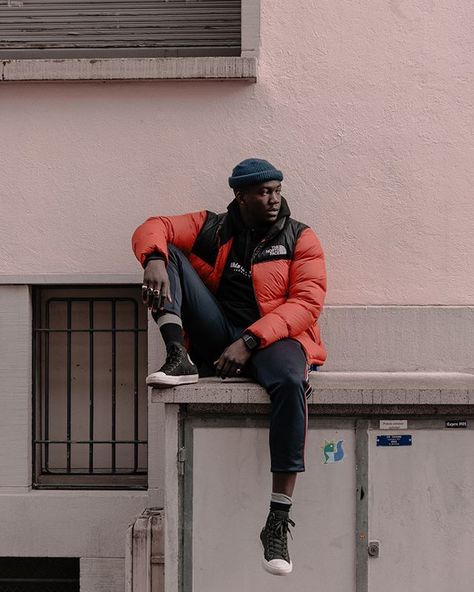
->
[241, 332, 260, 351]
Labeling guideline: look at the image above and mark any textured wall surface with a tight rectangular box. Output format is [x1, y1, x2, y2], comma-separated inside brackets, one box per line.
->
[0, 286, 31, 489]
[0, 0, 472, 304]
[0, 491, 154, 557]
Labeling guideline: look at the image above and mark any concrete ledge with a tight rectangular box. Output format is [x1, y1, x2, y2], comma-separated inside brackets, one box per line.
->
[1, 56, 257, 82]
[150, 372, 474, 406]
[0, 273, 143, 284]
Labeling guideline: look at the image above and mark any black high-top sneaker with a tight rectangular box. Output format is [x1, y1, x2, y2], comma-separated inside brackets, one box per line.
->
[260, 509, 295, 575]
[146, 343, 198, 387]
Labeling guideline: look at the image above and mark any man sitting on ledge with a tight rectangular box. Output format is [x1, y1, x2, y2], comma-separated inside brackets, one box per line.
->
[131, 158, 327, 576]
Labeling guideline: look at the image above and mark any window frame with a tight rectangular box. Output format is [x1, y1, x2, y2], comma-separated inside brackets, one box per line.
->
[32, 284, 149, 490]
[0, 0, 259, 82]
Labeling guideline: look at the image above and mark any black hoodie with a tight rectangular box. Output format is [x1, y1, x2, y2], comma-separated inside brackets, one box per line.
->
[215, 197, 291, 328]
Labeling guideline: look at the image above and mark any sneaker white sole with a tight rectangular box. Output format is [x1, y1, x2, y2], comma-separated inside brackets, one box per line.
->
[146, 373, 199, 388]
[260, 537, 293, 575]
[261, 556, 293, 576]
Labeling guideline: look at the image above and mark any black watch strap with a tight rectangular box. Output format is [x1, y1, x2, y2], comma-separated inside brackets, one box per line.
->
[144, 251, 166, 268]
[242, 332, 259, 351]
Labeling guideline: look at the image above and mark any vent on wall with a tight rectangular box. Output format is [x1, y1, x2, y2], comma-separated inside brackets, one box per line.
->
[0, 0, 242, 59]
[0, 557, 79, 592]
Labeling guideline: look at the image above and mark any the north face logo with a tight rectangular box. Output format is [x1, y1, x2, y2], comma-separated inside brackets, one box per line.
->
[261, 245, 287, 257]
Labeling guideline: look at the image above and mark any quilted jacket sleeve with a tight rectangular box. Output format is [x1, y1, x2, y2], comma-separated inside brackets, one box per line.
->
[246, 227, 327, 348]
[131, 211, 208, 268]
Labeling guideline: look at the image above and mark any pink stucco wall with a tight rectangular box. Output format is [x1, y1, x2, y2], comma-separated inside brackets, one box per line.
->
[0, 0, 472, 304]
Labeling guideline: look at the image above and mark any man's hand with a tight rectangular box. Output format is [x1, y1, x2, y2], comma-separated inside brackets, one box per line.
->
[214, 338, 252, 379]
[142, 259, 172, 313]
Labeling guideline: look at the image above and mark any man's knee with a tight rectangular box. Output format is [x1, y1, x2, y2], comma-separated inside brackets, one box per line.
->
[271, 368, 305, 396]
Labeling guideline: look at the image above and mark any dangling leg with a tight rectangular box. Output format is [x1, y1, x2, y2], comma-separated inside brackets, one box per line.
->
[247, 339, 310, 575]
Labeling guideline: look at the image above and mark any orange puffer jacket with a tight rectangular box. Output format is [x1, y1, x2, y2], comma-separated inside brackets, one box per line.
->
[132, 201, 327, 365]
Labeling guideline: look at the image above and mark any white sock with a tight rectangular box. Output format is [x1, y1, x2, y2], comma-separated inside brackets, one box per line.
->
[271, 492, 292, 507]
[156, 313, 182, 329]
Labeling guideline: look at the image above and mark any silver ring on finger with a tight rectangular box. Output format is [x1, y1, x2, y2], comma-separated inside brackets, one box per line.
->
[153, 289, 160, 296]
[236, 368, 242, 374]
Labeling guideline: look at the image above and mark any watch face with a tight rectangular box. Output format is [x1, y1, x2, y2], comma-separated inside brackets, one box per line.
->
[244, 334, 258, 350]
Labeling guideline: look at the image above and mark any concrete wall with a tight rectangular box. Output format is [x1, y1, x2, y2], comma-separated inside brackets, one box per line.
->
[0, 0, 472, 305]
[0, 286, 32, 492]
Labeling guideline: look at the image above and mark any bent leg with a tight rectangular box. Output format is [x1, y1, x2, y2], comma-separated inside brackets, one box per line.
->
[152, 245, 238, 369]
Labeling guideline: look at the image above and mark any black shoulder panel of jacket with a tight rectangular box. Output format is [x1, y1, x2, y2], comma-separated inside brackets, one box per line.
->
[252, 218, 308, 264]
[285, 218, 309, 251]
[191, 211, 227, 267]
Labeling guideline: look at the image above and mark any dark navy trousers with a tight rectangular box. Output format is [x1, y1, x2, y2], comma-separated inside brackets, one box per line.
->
[153, 245, 315, 472]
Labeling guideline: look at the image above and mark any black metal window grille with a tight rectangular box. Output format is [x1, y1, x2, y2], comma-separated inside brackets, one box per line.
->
[0, 557, 79, 592]
[33, 285, 148, 489]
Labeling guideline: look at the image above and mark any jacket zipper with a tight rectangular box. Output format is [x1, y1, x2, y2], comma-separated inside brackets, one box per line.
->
[250, 238, 267, 316]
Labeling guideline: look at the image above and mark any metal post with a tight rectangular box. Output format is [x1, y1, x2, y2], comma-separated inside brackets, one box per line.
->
[88, 299, 94, 473]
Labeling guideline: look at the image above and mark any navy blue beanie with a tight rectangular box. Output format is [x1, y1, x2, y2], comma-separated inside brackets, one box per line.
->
[228, 158, 283, 189]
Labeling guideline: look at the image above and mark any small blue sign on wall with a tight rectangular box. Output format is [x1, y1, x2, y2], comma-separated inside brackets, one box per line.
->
[376, 434, 412, 447]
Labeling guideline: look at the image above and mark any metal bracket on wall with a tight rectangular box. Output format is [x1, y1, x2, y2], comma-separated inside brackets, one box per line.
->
[178, 446, 186, 477]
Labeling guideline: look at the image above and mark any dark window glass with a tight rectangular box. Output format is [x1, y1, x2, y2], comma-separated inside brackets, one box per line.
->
[0, 557, 79, 592]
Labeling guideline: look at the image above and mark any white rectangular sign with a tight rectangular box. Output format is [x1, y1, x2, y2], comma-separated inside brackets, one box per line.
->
[379, 419, 408, 430]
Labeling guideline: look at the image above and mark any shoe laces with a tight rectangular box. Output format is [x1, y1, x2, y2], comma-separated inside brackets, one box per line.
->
[161, 343, 185, 373]
[266, 511, 295, 558]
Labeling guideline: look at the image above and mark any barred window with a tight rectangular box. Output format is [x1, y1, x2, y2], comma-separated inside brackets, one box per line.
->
[0, 0, 241, 59]
[32, 285, 148, 489]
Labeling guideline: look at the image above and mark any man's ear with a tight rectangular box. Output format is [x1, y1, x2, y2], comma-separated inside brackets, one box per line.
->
[234, 189, 245, 205]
